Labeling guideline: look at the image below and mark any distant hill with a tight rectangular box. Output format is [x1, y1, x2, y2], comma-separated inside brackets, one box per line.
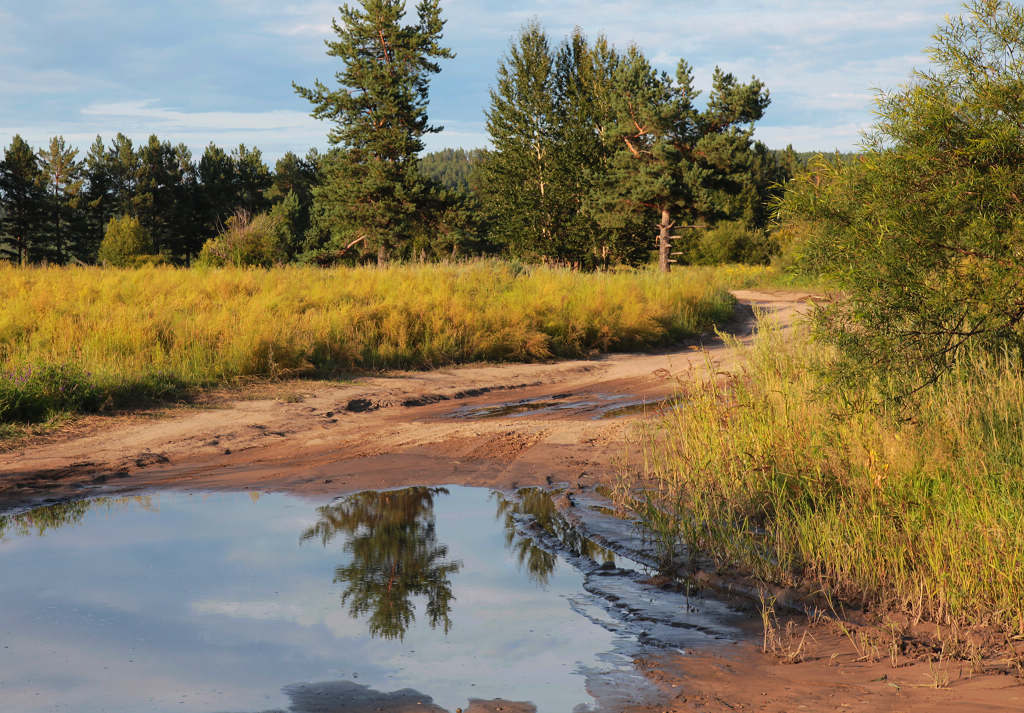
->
[420, 148, 487, 191]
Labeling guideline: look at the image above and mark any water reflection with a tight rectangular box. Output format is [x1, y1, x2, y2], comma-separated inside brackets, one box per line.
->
[300, 487, 462, 641]
[0, 496, 152, 539]
[495, 489, 616, 587]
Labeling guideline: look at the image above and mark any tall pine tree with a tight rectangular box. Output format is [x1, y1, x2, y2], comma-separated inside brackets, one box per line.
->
[295, 0, 453, 264]
[0, 135, 47, 265]
[37, 136, 84, 263]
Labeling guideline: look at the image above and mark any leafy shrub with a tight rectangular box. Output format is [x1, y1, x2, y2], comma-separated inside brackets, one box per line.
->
[97, 215, 155, 267]
[691, 220, 777, 265]
[0, 364, 103, 423]
[197, 207, 294, 268]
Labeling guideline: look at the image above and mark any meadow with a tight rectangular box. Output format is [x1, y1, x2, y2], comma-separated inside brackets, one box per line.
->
[617, 317, 1024, 645]
[0, 261, 771, 425]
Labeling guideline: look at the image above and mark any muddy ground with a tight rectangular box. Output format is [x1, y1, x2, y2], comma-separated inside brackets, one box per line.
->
[1, 289, 1019, 712]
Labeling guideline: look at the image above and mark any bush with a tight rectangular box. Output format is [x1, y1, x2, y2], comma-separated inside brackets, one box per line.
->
[781, 0, 1024, 390]
[691, 220, 777, 265]
[97, 215, 155, 267]
[197, 208, 293, 268]
[0, 363, 103, 423]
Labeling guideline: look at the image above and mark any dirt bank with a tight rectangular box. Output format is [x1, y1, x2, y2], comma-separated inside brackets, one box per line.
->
[3, 289, 1017, 712]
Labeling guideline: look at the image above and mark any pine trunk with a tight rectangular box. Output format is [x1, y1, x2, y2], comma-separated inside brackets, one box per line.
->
[657, 207, 672, 273]
[377, 244, 388, 266]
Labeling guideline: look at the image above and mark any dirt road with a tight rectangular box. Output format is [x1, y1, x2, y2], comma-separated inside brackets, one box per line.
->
[0, 290, 804, 512]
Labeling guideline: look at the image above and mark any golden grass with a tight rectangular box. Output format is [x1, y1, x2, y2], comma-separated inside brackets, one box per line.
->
[0, 261, 755, 423]
[617, 317, 1024, 638]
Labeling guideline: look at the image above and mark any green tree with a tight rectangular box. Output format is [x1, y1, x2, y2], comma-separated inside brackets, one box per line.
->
[294, 0, 454, 264]
[592, 51, 769, 272]
[477, 22, 565, 260]
[81, 136, 116, 261]
[231, 144, 271, 215]
[268, 150, 320, 245]
[106, 133, 139, 217]
[301, 487, 461, 640]
[97, 214, 154, 267]
[783, 0, 1024, 390]
[0, 135, 47, 265]
[134, 135, 194, 259]
[197, 143, 238, 240]
[37, 136, 84, 264]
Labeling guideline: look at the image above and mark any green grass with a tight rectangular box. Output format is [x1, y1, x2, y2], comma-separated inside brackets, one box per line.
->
[0, 260, 761, 425]
[616, 317, 1024, 639]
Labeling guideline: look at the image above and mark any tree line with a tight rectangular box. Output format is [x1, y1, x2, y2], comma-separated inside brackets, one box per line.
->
[0, 133, 321, 265]
[1, 0, 831, 270]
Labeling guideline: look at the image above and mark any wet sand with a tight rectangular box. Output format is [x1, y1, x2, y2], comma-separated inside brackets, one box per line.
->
[2, 289, 1018, 712]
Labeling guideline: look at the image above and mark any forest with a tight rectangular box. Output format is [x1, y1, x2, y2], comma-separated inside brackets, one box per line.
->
[0, 17, 833, 271]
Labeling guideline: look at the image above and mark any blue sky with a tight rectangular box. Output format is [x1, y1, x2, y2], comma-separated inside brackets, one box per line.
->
[1, 1, 965, 164]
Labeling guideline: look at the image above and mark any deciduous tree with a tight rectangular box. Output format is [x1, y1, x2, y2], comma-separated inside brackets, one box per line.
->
[783, 0, 1024, 391]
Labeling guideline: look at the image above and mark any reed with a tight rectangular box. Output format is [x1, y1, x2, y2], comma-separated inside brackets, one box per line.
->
[617, 317, 1024, 638]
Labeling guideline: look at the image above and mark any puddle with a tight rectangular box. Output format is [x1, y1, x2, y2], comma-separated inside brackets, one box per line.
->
[595, 396, 683, 420]
[0, 486, 746, 713]
[446, 393, 676, 420]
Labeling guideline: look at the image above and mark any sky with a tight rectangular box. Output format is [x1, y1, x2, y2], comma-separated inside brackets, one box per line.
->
[0, 0, 966, 165]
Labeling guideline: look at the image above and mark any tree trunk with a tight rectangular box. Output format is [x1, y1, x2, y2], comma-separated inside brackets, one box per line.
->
[658, 207, 672, 273]
[377, 244, 388, 266]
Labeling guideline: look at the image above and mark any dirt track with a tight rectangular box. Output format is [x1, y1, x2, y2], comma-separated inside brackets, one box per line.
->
[0, 289, 805, 512]
[2, 288, 1018, 712]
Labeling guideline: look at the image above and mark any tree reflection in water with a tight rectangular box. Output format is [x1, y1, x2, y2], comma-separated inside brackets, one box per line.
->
[494, 488, 615, 587]
[300, 487, 462, 641]
[0, 496, 154, 540]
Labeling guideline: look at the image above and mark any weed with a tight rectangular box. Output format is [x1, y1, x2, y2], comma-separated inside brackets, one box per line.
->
[616, 314, 1024, 654]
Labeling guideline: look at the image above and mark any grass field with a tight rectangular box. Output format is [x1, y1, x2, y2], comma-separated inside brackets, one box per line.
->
[0, 261, 768, 425]
[616, 317, 1024, 642]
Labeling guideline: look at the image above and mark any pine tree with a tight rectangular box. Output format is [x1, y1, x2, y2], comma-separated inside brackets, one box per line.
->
[294, 0, 453, 264]
[106, 133, 139, 218]
[197, 143, 237, 240]
[37, 136, 84, 263]
[593, 52, 769, 271]
[82, 136, 114, 262]
[0, 135, 47, 265]
[231, 144, 271, 216]
[135, 135, 185, 257]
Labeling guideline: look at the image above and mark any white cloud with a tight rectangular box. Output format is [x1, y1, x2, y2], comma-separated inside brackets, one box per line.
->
[754, 122, 871, 152]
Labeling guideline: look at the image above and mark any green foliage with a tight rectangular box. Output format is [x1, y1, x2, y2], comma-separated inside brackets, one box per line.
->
[691, 220, 776, 265]
[97, 215, 154, 267]
[419, 148, 485, 192]
[0, 135, 47, 265]
[197, 207, 293, 267]
[592, 51, 771, 271]
[0, 363, 102, 423]
[618, 319, 1024, 638]
[36, 136, 84, 264]
[295, 0, 453, 263]
[782, 0, 1024, 390]
[480, 24, 773, 270]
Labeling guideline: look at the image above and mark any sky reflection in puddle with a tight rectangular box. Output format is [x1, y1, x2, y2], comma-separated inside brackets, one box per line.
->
[0, 486, 683, 713]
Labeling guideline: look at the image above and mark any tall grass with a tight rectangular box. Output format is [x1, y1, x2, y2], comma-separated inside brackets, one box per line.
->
[0, 261, 752, 424]
[617, 318, 1024, 637]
